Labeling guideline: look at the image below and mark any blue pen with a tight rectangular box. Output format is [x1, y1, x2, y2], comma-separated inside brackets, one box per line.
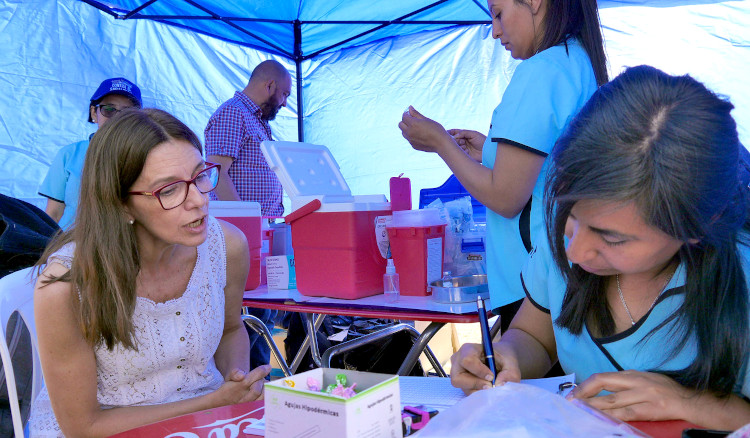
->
[476, 296, 497, 386]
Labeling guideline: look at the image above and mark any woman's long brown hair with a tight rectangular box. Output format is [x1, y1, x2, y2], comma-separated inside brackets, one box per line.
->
[37, 108, 202, 350]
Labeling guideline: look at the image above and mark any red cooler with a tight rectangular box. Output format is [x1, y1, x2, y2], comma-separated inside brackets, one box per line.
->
[209, 201, 262, 291]
[261, 141, 391, 299]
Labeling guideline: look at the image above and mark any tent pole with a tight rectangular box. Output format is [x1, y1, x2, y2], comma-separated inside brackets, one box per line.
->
[294, 20, 304, 142]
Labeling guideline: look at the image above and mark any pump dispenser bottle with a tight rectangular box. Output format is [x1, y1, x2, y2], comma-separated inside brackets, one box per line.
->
[384, 259, 400, 303]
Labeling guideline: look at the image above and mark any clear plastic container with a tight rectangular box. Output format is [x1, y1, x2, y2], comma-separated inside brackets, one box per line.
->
[384, 259, 400, 303]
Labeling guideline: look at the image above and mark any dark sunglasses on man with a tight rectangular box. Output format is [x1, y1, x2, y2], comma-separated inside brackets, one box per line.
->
[95, 103, 139, 119]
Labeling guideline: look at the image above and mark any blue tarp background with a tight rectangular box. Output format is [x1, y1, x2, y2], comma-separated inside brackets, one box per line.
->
[1, 0, 748, 214]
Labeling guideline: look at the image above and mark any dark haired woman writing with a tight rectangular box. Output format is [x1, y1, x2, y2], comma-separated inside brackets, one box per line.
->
[450, 65, 750, 429]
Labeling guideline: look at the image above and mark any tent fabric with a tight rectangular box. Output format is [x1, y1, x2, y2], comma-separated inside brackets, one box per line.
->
[1, 0, 748, 215]
[79, 0, 493, 59]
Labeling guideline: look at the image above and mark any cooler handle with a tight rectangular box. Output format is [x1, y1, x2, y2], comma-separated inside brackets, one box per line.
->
[284, 199, 322, 224]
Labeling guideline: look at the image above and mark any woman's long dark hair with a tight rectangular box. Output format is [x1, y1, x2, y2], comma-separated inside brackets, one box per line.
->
[531, 0, 608, 86]
[544, 65, 749, 395]
[38, 108, 203, 350]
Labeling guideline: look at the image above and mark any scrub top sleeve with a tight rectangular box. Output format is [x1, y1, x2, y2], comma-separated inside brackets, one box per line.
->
[488, 57, 580, 156]
[205, 105, 244, 159]
[736, 240, 750, 398]
[520, 235, 553, 313]
[38, 148, 68, 202]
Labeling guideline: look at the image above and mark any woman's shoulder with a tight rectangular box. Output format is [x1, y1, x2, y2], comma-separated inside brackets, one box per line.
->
[45, 242, 75, 270]
[523, 38, 591, 72]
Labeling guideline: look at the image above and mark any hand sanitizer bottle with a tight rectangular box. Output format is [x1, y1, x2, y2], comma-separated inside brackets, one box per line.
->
[441, 271, 452, 288]
[384, 259, 400, 303]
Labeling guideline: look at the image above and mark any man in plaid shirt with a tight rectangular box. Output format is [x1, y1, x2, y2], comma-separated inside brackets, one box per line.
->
[206, 60, 291, 368]
[206, 60, 290, 217]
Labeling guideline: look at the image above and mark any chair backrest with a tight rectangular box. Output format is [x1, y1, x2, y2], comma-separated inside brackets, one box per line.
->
[0, 266, 42, 437]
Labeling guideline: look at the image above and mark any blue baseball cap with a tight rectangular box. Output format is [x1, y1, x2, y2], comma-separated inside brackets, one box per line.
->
[90, 77, 142, 106]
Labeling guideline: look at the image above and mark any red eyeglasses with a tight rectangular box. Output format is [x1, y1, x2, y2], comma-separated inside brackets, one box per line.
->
[128, 163, 221, 210]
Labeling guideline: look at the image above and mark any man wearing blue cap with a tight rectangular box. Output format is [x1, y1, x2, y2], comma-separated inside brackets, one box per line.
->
[39, 77, 142, 230]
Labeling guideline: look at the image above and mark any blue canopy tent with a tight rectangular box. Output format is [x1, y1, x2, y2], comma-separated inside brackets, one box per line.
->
[79, 0, 495, 141]
[1, 0, 748, 212]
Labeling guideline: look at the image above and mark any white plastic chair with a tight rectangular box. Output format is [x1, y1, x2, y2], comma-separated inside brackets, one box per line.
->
[1, 266, 43, 437]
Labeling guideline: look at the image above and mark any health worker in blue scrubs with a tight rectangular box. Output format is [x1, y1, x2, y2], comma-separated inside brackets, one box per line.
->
[399, 0, 608, 330]
[450, 65, 750, 431]
[39, 77, 142, 230]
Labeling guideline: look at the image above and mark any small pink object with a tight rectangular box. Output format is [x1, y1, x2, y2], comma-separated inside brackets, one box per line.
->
[331, 382, 357, 399]
[342, 383, 357, 399]
[306, 377, 321, 392]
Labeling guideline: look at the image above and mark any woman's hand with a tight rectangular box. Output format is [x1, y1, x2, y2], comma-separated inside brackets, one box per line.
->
[398, 106, 455, 154]
[447, 129, 486, 162]
[214, 365, 271, 406]
[449, 342, 521, 395]
[567, 370, 695, 422]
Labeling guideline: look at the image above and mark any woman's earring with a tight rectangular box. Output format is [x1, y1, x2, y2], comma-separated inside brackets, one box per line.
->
[128, 219, 134, 225]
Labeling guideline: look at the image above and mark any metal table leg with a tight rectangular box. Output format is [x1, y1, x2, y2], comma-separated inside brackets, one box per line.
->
[241, 311, 291, 377]
[321, 323, 446, 377]
[288, 313, 325, 373]
[302, 313, 324, 368]
[490, 314, 502, 341]
[397, 321, 447, 377]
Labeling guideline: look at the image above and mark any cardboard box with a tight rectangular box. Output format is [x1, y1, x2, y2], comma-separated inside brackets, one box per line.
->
[265, 368, 401, 438]
[266, 255, 296, 289]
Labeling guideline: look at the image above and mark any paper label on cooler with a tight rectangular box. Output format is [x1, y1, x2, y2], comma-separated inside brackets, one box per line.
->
[374, 215, 393, 258]
[266, 255, 296, 289]
[426, 237, 443, 283]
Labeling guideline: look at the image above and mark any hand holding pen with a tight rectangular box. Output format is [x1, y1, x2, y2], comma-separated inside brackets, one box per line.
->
[476, 296, 497, 386]
[448, 298, 522, 394]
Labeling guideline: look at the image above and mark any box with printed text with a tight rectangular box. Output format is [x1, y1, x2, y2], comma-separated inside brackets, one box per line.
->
[264, 368, 401, 438]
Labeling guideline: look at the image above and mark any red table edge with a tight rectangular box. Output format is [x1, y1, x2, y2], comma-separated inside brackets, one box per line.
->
[108, 399, 703, 438]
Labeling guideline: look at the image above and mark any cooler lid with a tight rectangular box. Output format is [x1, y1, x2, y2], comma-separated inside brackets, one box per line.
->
[260, 141, 354, 206]
[209, 200, 261, 217]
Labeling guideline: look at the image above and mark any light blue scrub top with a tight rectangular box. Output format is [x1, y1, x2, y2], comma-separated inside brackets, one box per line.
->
[482, 39, 598, 308]
[38, 138, 90, 230]
[521, 235, 750, 398]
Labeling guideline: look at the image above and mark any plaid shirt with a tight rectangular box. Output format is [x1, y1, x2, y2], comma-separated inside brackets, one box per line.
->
[205, 91, 283, 216]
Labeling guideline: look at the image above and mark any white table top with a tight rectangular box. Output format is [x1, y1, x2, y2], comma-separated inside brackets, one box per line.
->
[244, 285, 490, 315]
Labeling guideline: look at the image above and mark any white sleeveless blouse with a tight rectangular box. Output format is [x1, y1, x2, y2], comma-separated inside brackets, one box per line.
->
[30, 216, 227, 437]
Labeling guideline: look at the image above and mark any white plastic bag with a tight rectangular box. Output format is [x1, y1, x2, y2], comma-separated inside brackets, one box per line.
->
[417, 382, 646, 438]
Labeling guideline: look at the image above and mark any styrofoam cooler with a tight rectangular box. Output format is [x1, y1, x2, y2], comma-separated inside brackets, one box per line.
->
[261, 141, 391, 299]
[260, 222, 274, 285]
[387, 224, 446, 296]
[209, 201, 262, 291]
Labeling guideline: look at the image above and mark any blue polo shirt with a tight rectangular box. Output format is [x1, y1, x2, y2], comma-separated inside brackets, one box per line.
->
[482, 39, 598, 308]
[38, 137, 91, 230]
[520, 235, 750, 398]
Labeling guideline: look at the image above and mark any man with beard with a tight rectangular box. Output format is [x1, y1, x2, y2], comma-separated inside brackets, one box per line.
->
[205, 60, 290, 217]
[205, 60, 291, 369]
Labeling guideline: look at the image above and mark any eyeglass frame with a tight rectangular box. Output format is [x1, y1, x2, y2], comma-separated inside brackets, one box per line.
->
[127, 162, 221, 210]
[95, 103, 140, 119]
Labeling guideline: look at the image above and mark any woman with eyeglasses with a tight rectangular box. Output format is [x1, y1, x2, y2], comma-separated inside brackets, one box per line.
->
[39, 77, 142, 231]
[29, 108, 270, 437]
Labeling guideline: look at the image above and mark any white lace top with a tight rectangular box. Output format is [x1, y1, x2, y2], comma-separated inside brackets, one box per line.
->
[29, 216, 227, 437]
